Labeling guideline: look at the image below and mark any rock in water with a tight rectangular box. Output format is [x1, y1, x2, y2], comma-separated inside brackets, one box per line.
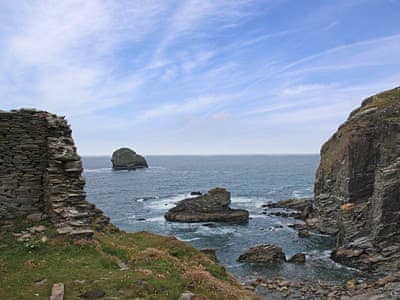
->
[238, 244, 286, 263]
[314, 87, 400, 273]
[266, 198, 312, 212]
[164, 187, 249, 223]
[288, 253, 306, 263]
[111, 147, 148, 170]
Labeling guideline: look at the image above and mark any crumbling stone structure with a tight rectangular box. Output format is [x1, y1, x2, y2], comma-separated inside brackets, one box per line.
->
[0, 109, 109, 238]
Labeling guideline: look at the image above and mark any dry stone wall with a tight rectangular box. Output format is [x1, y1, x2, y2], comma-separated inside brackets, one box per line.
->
[0, 109, 109, 238]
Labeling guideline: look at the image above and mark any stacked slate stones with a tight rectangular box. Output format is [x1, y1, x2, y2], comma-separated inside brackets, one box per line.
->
[0, 109, 110, 239]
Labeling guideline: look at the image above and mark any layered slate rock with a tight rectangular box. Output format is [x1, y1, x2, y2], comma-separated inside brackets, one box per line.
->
[314, 87, 400, 273]
[111, 147, 148, 170]
[238, 244, 286, 263]
[164, 188, 249, 223]
[0, 109, 110, 238]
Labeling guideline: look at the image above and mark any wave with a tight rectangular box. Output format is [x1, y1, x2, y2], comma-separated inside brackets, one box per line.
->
[84, 168, 111, 173]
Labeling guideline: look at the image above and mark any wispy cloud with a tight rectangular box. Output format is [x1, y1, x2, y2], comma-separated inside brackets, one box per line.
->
[1, 0, 166, 115]
[136, 94, 234, 122]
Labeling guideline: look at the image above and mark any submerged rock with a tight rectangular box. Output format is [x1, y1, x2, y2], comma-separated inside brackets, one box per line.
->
[164, 188, 249, 223]
[238, 244, 286, 263]
[314, 86, 400, 273]
[111, 147, 148, 170]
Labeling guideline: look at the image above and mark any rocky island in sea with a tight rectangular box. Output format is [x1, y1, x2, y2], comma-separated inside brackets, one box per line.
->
[111, 147, 148, 170]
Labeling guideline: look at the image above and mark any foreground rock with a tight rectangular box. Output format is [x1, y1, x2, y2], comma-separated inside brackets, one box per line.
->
[314, 86, 400, 273]
[250, 273, 400, 300]
[164, 188, 249, 223]
[238, 244, 286, 263]
[111, 147, 148, 170]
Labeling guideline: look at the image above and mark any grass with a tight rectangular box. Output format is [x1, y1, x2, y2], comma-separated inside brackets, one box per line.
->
[0, 219, 257, 300]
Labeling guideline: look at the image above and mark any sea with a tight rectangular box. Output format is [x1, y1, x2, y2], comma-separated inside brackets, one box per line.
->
[82, 155, 360, 285]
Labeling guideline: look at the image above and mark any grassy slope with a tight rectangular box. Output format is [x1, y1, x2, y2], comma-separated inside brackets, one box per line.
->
[0, 219, 256, 300]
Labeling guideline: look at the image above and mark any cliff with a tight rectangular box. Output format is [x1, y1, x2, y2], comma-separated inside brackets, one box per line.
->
[314, 87, 400, 273]
[0, 109, 109, 238]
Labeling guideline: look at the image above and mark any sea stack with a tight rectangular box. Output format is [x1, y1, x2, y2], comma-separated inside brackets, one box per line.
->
[111, 147, 148, 170]
[314, 87, 400, 273]
[165, 187, 249, 223]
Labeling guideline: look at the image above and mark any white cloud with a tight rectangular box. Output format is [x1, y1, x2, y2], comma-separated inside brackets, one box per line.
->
[1, 0, 167, 115]
[137, 94, 233, 122]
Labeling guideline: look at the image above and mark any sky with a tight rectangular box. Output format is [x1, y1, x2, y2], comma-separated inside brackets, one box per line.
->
[1, 0, 400, 155]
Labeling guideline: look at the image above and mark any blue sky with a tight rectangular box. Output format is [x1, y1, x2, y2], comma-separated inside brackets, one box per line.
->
[1, 0, 400, 155]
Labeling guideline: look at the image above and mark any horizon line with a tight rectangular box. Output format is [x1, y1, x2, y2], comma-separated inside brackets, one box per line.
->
[80, 153, 320, 157]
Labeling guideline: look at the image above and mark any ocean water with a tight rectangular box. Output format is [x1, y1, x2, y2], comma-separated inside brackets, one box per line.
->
[82, 155, 359, 284]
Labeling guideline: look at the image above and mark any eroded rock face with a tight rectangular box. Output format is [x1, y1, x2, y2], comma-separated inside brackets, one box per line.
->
[314, 87, 400, 273]
[164, 188, 249, 223]
[237, 244, 286, 263]
[111, 148, 148, 170]
[0, 109, 111, 238]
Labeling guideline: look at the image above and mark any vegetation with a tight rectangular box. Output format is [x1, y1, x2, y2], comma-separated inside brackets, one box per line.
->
[0, 219, 256, 299]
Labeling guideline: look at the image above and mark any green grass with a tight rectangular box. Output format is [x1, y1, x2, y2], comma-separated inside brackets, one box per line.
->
[0, 221, 257, 300]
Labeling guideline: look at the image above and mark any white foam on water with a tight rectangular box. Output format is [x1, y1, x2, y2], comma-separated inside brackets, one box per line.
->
[84, 168, 111, 173]
[196, 225, 237, 236]
[146, 194, 186, 210]
[176, 237, 201, 242]
[145, 216, 165, 222]
[149, 166, 166, 170]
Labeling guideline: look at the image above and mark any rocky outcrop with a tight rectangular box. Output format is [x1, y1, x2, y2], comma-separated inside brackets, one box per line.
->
[265, 198, 312, 212]
[164, 188, 249, 223]
[238, 244, 286, 263]
[264, 197, 314, 220]
[288, 253, 306, 263]
[314, 87, 400, 273]
[0, 109, 110, 238]
[111, 147, 148, 170]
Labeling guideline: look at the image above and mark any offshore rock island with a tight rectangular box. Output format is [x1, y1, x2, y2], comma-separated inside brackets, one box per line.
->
[111, 147, 148, 170]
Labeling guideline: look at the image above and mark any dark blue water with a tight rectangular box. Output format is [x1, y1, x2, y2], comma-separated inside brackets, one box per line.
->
[82, 155, 359, 284]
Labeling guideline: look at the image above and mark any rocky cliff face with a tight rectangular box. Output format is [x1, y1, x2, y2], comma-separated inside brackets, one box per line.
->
[0, 109, 110, 238]
[314, 87, 400, 273]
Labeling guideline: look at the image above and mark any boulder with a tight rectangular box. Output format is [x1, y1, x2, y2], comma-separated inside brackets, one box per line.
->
[238, 244, 286, 263]
[111, 148, 148, 170]
[298, 228, 310, 238]
[164, 188, 249, 223]
[314, 87, 400, 273]
[288, 253, 306, 263]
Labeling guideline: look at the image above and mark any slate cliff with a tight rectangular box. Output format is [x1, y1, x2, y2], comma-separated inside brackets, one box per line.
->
[314, 87, 400, 273]
[0, 109, 110, 238]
